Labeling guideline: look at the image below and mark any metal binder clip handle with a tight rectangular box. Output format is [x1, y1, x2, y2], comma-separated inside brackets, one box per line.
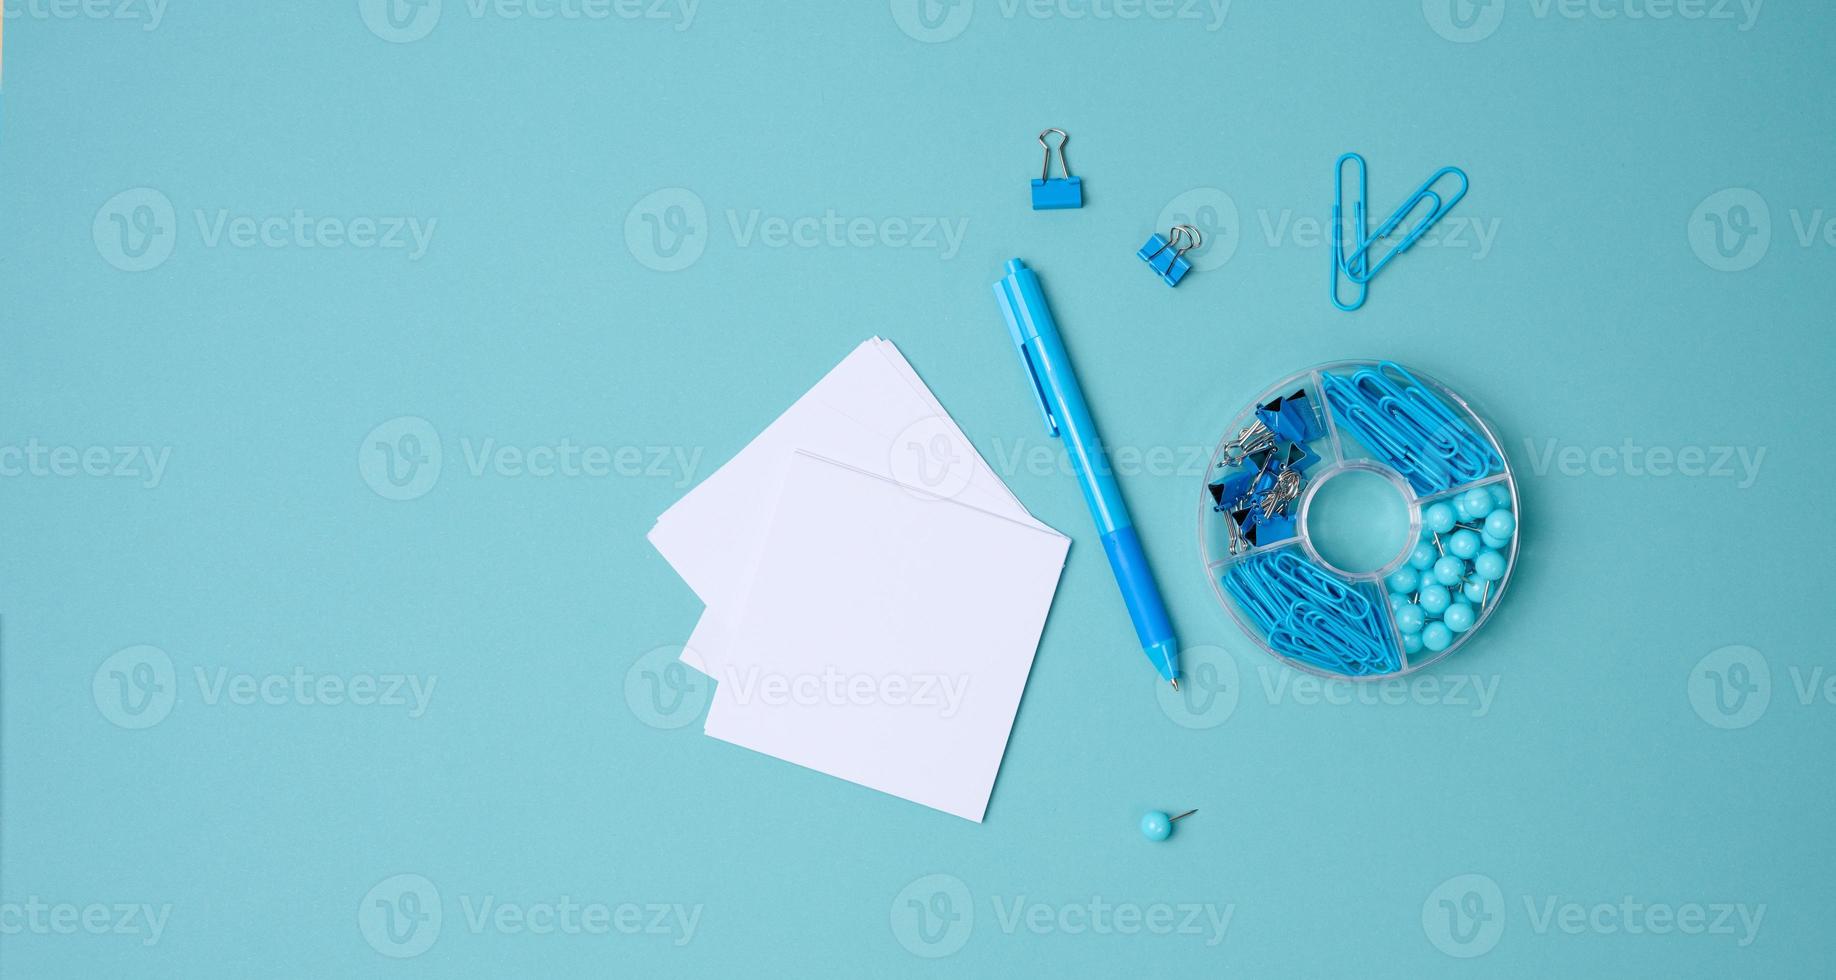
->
[1030, 128, 1083, 210]
[1038, 128, 1071, 182]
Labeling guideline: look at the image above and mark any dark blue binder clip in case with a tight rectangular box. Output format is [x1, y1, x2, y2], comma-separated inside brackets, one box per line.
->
[1137, 224, 1201, 287]
[1256, 389, 1323, 444]
[1030, 128, 1083, 210]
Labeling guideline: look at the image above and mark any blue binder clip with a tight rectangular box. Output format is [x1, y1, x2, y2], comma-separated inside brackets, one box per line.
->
[1137, 224, 1201, 287]
[1030, 129, 1083, 210]
[1255, 513, 1297, 543]
[1264, 390, 1323, 443]
[1282, 438, 1321, 472]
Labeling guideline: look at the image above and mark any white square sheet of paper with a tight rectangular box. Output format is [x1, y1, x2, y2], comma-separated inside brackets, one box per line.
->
[700, 452, 1068, 822]
[650, 338, 1046, 678]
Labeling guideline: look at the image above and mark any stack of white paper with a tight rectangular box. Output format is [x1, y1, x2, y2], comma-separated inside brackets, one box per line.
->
[648, 338, 1068, 822]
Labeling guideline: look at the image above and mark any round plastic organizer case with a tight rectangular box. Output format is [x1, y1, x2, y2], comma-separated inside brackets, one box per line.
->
[1199, 361, 1519, 678]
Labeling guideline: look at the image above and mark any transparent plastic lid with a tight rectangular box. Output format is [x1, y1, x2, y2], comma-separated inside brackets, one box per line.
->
[1198, 360, 1519, 678]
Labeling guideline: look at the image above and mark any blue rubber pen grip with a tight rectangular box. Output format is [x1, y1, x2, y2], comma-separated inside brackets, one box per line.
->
[1100, 527, 1176, 673]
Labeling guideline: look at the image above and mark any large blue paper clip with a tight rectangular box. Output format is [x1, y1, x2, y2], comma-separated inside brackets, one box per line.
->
[1330, 152, 1469, 312]
[1317, 362, 1500, 494]
[1223, 552, 1400, 676]
[1137, 224, 1201, 287]
[1030, 128, 1083, 210]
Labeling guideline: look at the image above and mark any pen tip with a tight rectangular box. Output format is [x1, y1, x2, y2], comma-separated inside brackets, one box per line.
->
[1169, 678, 1179, 692]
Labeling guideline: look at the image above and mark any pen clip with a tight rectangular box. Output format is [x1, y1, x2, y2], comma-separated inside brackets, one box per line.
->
[1016, 344, 1059, 437]
[994, 275, 1060, 437]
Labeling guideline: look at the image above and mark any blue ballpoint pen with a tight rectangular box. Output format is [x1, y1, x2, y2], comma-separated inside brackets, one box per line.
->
[992, 258, 1181, 688]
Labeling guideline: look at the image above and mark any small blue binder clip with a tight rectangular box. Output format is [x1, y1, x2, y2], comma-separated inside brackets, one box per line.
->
[1137, 224, 1201, 287]
[1266, 390, 1322, 443]
[1209, 466, 1258, 508]
[1253, 397, 1285, 438]
[1030, 128, 1083, 210]
[1283, 438, 1320, 472]
[1256, 514, 1297, 542]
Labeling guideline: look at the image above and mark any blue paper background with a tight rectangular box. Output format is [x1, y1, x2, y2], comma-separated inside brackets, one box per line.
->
[4, 1, 1833, 975]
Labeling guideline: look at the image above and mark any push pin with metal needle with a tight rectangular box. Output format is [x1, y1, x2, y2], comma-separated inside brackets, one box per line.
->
[1139, 808, 1196, 842]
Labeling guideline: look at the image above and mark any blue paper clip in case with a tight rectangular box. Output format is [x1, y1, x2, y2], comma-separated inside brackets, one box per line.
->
[1030, 128, 1083, 210]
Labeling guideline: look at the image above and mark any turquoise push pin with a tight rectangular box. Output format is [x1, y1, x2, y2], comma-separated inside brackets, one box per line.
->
[1140, 808, 1196, 842]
